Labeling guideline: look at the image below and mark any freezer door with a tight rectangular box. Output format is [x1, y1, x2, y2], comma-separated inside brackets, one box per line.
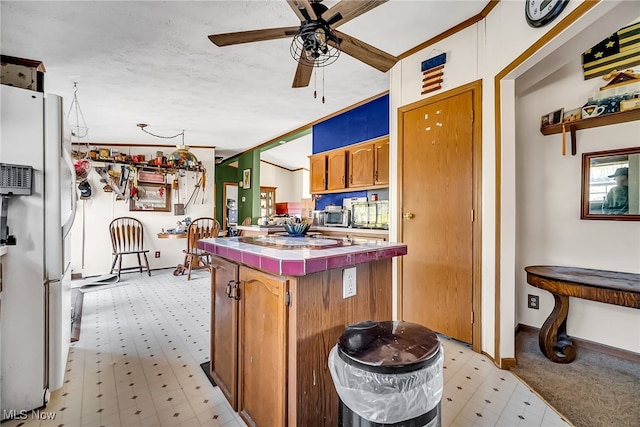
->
[48, 265, 71, 391]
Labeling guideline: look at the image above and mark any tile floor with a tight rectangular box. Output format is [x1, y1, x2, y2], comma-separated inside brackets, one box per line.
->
[3, 269, 570, 427]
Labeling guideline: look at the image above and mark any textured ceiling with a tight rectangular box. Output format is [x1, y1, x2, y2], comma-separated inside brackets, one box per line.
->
[0, 0, 486, 167]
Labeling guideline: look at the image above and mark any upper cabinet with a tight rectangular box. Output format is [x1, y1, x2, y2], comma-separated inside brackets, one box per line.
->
[327, 149, 348, 191]
[309, 154, 327, 193]
[309, 136, 389, 194]
[348, 143, 374, 187]
[260, 186, 276, 217]
[374, 137, 389, 185]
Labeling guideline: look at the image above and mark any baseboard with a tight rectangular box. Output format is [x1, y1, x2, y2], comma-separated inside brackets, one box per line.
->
[500, 358, 517, 369]
[516, 323, 640, 363]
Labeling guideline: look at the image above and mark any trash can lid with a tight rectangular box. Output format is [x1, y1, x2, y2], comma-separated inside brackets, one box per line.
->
[337, 320, 440, 374]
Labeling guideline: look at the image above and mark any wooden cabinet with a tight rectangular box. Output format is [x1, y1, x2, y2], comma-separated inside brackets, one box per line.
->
[348, 143, 374, 187]
[210, 258, 288, 426]
[238, 267, 288, 427]
[260, 186, 276, 218]
[374, 137, 389, 185]
[309, 154, 326, 193]
[326, 149, 347, 191]
[209, 255, 393, 426]
[310, 136, 389, 194]
[210, 256, 239, 410]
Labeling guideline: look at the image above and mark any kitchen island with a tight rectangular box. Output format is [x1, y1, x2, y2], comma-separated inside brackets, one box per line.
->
[198, 235, 407, 427]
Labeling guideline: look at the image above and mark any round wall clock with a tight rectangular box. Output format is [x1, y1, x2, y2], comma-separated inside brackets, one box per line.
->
[525, 0, 569, 28]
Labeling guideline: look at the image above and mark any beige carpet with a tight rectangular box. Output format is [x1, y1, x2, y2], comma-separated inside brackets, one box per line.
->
[511, 331, 640, 427]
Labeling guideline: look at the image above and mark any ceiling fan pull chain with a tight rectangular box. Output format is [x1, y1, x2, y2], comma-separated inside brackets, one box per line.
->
[322, 67, 325, 104]
[313, 68, 317, 99]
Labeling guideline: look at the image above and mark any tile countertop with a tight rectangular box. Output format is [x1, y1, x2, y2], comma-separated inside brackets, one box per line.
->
[235, 225, 389, 235]
[197, 235, 406, 276]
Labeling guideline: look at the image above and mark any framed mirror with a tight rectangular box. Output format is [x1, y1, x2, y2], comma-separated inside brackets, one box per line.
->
[130, 183, 171, 212]
[581, 147, 640, 220]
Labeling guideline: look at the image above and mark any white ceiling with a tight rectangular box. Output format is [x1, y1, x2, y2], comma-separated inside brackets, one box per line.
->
[0, 0, 486, 168]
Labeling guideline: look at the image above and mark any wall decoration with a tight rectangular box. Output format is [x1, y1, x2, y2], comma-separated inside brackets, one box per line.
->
[243, 168, 251, 190]
[582, 22, 640, 80]
[562, 108, 582, 123]
[541, 108, 564, 128]
[129, 183, 171, 212]
[420, 52, 446, 95]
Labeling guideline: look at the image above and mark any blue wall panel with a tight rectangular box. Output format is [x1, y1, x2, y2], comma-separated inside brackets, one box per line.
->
[316, 191, 368, 210]
[312, 95, 389, 153]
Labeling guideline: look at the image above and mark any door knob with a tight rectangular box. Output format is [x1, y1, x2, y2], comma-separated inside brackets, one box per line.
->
[403, 212, 414, 219]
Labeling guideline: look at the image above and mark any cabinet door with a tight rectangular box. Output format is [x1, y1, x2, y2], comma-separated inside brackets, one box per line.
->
[210, 257, 239, 410]
[327, 150, 347, 190]
[348, 143, 375, 187]
[309, 154, 326, 193]
[238, 267, 288, 427]
[374, 138, 390, 185]
[260, 187, 277, 217]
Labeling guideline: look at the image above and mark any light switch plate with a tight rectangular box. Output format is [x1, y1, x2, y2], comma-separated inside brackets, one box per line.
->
[343, 267, 356, 298]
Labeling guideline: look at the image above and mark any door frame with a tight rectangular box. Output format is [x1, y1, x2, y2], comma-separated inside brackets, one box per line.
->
[222, 182, 238, 231]
[397, 79, 483, 352]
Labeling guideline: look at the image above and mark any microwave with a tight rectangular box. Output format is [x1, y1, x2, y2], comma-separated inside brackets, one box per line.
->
[323, 208, 350, 227]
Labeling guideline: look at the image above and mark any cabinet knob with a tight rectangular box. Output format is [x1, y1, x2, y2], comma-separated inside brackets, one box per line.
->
[403, 212, 414, 219]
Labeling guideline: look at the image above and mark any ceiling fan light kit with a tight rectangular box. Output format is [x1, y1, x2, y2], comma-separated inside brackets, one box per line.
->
[208, 0, 397, 89]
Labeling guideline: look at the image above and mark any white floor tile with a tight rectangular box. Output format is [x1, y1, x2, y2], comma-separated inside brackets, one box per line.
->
[0, 269, 568, 427]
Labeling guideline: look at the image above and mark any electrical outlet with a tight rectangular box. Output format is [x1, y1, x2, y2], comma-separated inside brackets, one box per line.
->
[155, 251, 160, 258]
[528, 294, 539, 309]
[343, 267, 356, 299]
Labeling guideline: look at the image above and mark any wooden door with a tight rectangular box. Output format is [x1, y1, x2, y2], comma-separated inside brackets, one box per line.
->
[309, 154, 326, 193]
[238, 267, 288, 427]
[374, 138, 390, 185]
[401, 89, 475, 344]
[327, 150, 347, 190]
[210, 257, 239, 409]
[348, 143, 374, 187]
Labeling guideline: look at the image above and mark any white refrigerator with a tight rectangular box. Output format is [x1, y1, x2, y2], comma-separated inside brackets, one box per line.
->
[0, 84, 77, 417]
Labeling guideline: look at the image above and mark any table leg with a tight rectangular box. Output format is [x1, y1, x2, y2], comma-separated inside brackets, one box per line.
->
[538, 293, 576, 363]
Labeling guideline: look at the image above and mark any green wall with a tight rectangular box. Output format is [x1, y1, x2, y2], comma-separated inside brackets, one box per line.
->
[215, 149, 261, 227]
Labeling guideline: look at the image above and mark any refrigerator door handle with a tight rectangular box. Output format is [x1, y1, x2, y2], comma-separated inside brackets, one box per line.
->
[61, 144, 77, 239]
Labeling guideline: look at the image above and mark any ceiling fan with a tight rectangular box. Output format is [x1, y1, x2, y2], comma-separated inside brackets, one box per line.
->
[208, 0, 398, 88]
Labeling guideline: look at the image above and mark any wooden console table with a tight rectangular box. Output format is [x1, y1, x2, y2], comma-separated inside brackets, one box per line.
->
[525, 265, 640, 363]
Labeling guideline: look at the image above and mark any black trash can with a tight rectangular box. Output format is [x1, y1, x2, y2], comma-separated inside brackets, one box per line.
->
[328, 320, 443, 427]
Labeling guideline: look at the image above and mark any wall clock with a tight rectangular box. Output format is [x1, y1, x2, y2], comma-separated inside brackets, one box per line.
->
[525, 0, 569, 28]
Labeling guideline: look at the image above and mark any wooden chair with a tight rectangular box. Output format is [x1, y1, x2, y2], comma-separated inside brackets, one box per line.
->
[109, 217, 151, 280]
[237, 216, 252, 236]
[174, 217, 220, 280]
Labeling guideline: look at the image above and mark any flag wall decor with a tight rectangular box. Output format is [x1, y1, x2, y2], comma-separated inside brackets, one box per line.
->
[582, 22, 640, 80]
[421, 53, 446, 95]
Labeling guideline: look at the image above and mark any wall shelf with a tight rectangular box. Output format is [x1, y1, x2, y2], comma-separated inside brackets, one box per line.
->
[540, 109, 640, 155]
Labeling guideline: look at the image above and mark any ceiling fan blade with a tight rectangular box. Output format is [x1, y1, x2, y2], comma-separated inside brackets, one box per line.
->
[323, 0, 388, 28]
[208, 26, 299, 46]
[292, 51, 314, 88]
[286, 0, 317, 21]
[329, 30, 397, 72]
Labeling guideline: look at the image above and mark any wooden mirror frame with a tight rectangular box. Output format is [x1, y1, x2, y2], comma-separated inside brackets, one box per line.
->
[129, 183, 171, 212]
[581, 147, 640, 221]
